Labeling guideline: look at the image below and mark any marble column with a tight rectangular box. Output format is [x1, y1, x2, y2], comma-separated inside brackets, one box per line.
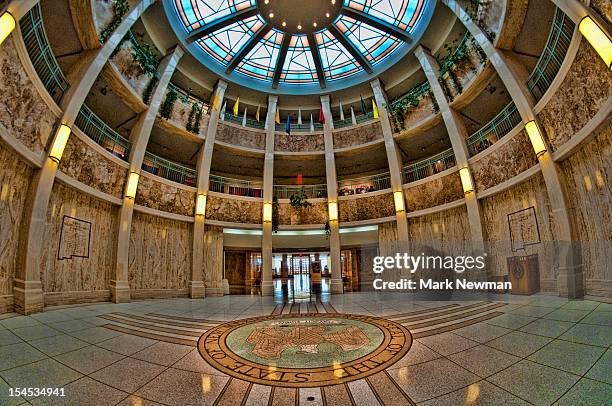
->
[281, 254, 288, 279]
[444, 0, 583, 298]
[5, 0, 39, 20]
[414, 46, 486, 252]
[321, 95, 343, 294]
[14, 0, 157, 314]
[111, 46, 185, 303]
[370, 79, 409, 242]
[191, 81, 227, 298]
[261, 95, 278, 296]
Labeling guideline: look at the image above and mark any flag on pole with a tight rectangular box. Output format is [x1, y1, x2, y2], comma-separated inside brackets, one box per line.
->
[233, 97, 240, 116]
[242, 107, 247, 126]
[212, 94, 219, 111]
[360, 95, 367, 114]
[318, 106, 325, 124]
[298, 107, 302, 125]
[275, 108, 280, 124]
[350, 105, 357, 125]
[339, 101, 345, 121]
[310, 114, 314, 132]
[372, 99, 379, 119]
[220, 101, 227, 120]
[285, 114, 291, 134]
[255, 105, 260, 122]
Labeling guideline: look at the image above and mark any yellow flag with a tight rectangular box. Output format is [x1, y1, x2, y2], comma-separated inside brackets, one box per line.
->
[372, 99, 379, 119]
[255, 105, 260, 122]
[233, 97, 240, 116]
[212, 94, 219, 111]
[275, 108, 280, 124]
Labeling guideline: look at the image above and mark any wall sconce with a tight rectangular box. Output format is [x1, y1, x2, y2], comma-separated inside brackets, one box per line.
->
[49, 124, 71, 162]
[579, 16, 611, 70]
[459, 167, 474, 194]
[195, 194, 207, 216]
[328, 201, 338, 222]
[0, 12, 15, 46]
[125, 172, 140, 199]
[263, 202, 272, 223]
[525, 120, 547, 157]
[393, 191, 405, 213]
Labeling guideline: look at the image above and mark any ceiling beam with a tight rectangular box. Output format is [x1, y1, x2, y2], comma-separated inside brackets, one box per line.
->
[185, 6, 259, 43]
[341, 7, 412, 43]
[307, 34, 326, 89]
[327, 25, 373, 74]
[225, 24, 272, 74]
[272, 34, 292, 89]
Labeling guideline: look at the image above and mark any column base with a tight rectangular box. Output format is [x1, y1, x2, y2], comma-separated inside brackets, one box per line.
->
[261, 281, 274, 296]
[13, 279, 44, 315]
[557, 265, 585, 299]
[109, 280, 131, 303]
[330, 279, 344, 294]
[205, 287, 224, 297]
[189, 281, 205, 299]
[222, 279, 230, 295]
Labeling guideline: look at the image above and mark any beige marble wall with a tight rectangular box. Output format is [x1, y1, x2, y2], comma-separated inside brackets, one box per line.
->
[129, 212, 191, 290]
[275, 132, 325, 152]
[205, 195, 262, 224]
[560, 123, 611, 296]
[135, 175, 195, 216]
[408, 205, 471, 257]
[395, 94, 436, 132]
[161, 92, 209, 137]
[203, 226, 223, 291]
[477, 0, 505, 40]
[93, 0, 114, 35]
[332, 121, 383, 149]
[278, 201, 327, 225]
[0, 145, 33, 309]
[404, 172, 464, 211]
[481, 175, 556, 287]
[538, 40, 612, 151]
[42, 183, 118, 293]
[495, 0, 528, 49]
[590, 0, 611, 24]
[440, 47, 486, 100]
[109, 40, 150, 100]
[59, 134, 128, 198]
[0, 37, 56, 154]
[339, 193, 395, 222]
[471, 131, 538, 190]
[216, 122, 265, 150]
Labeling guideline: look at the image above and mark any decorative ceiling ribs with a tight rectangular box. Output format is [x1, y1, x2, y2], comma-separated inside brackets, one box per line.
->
[272, 34, 292, 88]
[185, 6, 259, 43]
[225, 23, 272, 74]
[341, 7, 412, 43]
[327, 24, 373, 74]
[307, 33, 327, 89]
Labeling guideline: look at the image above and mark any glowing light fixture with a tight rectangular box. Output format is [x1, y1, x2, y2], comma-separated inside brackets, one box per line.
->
[459, 167, 474, 194]
[579, 16, 612, 69]
[49, 124, 71, 162]
[269, 12, 274, 18]
[0, 12, 15, 46]
[525, 120, 547, 157]
[297, 24, 302, 30]
[263, 202, 272, 223]
[393, 191, 405, 213]
[196, 194, 207, 216]
[313, 22, 317, 28]
[282, 21, 286, 27]
[328, 201, 338, 222]
[125, 172, 140, 199]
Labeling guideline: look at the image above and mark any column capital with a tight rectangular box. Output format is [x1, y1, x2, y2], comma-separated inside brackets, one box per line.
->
[320, 94, 331, 105]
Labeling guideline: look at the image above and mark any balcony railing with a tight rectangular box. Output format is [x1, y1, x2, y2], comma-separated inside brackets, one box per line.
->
[209, 175, 263, 198]
[142, 151, 196, 186]
[274, 184, 327, 199]
[20, 4, 70, 104]
[223, 112, 265, 129]
[75, 104, 131, 161]
[403, 148, 456, 183]
[333, 111, 375, 129]
[275, 122, 324, 132]
[169, 82, 209, 115]
[526, 7, 575, 102]
[466, 103, 522, 157]
[338, 172, 391, 196]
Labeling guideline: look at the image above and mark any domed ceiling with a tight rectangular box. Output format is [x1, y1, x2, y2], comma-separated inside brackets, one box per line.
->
[165, 0, 434, 94]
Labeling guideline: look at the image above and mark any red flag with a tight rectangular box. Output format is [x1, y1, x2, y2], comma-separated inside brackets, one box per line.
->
[318, 106, 325, 124]
[297, 173, 303, 185]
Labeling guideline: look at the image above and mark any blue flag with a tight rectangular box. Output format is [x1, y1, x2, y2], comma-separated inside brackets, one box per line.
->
[285, 114, 291, 134]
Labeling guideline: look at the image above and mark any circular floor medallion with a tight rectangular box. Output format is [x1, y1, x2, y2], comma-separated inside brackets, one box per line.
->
[197, 313, 412, 387]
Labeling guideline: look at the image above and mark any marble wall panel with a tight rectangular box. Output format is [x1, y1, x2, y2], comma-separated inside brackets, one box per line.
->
[477, 0, 505, 41]
[275, 132, 324, 152]
[278, 201, 327, 225]
[205, 195, 262, 224]
[216, 122, 265, 150]
[560, 123, 611, 292]
[471, 130, 538, 191]
[135, 175, 195, 216]
[404, 172, 464, 211]
[42, 183, 118, 293]
[441, 48, 486, 100]
[109, 41, 151, 100]
[495, 0, 528, 49]
[408, 205, 471, 257]
[396, 94, 436, 132]
[59, 134, 127, 198]
[332, 121, 383, 149]
[129, 212, 191, 290]
[0, 145, 32, 300]
[339, 193, 395, 222]
[162, 88, 209, 137]
[590, 0, 611, 24]
[0, 37, 57, 154]
[538, 40, 612, 151]
[203, 226, 223, 291]
[93, 0, 114, 35]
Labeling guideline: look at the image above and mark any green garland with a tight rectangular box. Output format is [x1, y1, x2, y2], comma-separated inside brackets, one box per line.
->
[142, 76, 158, 105]
[99, 0, 130, 44]
[159, 87, 177, 120]
[186, 103, 203, 134]
[131, 37, 158, 76]
[324, 221, 331, 239]
[388, 83, 432, 130]
[289, 188, 312, 210]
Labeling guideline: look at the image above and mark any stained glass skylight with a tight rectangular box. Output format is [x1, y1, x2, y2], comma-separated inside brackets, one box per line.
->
[280, 36, 318, 84]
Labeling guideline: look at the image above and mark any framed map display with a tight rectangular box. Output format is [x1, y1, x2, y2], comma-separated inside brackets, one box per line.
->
[507, 207, 541, 252]
[58, 216, 91, 260]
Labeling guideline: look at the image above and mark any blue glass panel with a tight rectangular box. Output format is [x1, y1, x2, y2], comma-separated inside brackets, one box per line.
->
[316, 29, 361, 81]
[280, 35, 318, 84]
[236, 29, 284, 81]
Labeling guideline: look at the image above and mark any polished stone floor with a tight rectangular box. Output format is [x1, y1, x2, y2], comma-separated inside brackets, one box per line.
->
[0, 293, 610, 405]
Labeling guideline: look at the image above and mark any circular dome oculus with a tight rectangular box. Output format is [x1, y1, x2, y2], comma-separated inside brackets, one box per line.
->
[168, 0, 433, 93]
